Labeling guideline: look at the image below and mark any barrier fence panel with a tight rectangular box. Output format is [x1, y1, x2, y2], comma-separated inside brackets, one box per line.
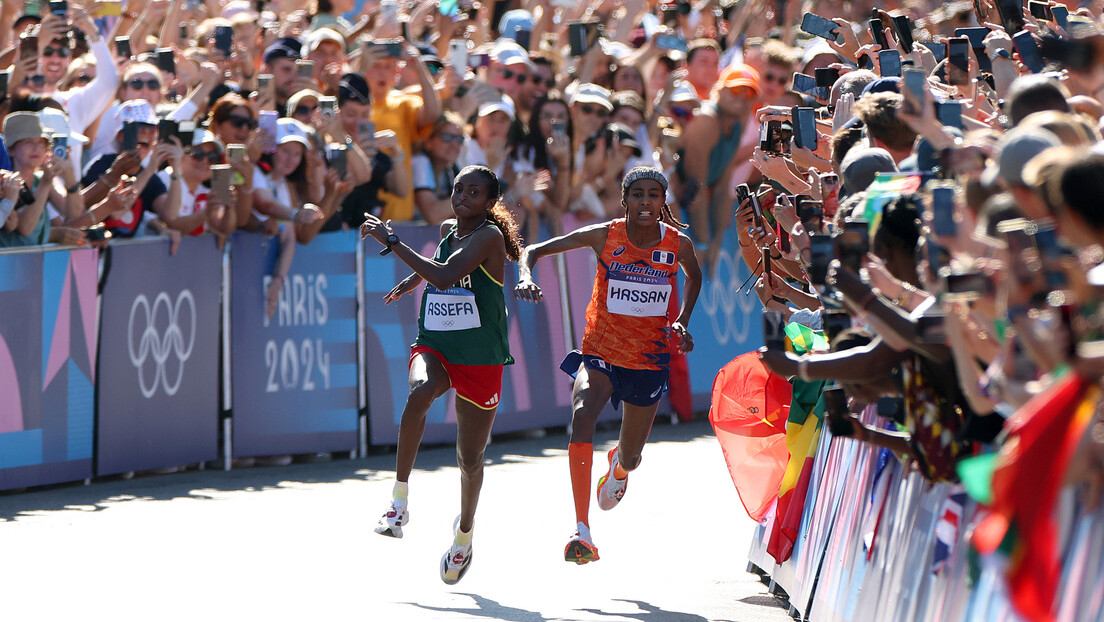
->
[0, 247, 97, 490]
[96, 237, 221, 475]
[229, 231, 359, 457]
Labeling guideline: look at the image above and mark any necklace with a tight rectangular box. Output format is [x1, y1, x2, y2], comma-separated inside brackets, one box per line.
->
[454, 219, 487, 241]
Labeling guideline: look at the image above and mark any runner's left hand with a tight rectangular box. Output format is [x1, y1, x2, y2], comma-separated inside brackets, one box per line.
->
[671, 322, 694, 354]
[515, 278, 543, 303]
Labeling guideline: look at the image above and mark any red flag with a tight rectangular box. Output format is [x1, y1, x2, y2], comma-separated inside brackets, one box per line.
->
[709, 352, 792, 521]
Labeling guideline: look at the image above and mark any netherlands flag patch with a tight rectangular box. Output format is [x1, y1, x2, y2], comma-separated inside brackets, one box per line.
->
[652, 250, 676, 265]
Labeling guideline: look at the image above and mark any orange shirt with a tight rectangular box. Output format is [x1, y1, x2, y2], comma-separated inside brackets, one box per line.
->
[372, 91, 432, 221]
[581, 219, 681, 370]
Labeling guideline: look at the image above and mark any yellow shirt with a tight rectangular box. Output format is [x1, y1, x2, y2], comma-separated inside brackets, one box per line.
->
[372, 91, 431, 221]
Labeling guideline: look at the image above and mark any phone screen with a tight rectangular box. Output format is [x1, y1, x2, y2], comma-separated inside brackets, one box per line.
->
[868, 19, 888, 48]
[791, 73, 825, 99]
[879, 50, 901, 77]
[792, 106, 817, 150]
[448, 40, 467, 71]
[815, 67, 839, 88]
[903, 68, 926, 116]
[800, 12, 841, 43]
[931, 185, 956, 236]
[892, 15, 914, 53]
[946, 38, 970, 85]
[945, 272, 994, 296]
[823, 387, 855, 436]
[936, 101, 963, 129]
[762, 310, 787, 350]
[836, 220, 870, 273]
[121, 122, 138, 151]
[1013, 31, 1045, 73]
[808, 234, 834, 285]
[158, 119, 178, 144]
[996, 0, 1026, 35]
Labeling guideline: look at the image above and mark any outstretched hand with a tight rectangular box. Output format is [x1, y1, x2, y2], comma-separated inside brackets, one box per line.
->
[515, 278, 543, 303]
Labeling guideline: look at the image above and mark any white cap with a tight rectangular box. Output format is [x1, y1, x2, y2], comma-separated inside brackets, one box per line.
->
[306, 27, 345, 53]
[491, 39, 535, 70]
[116, 99, 158, 125]
[669, 83, 699, 103]
[276, 117, 311, 147]
[478, 94, 516, 120]
[570, 83, 613, 111]
[192, 129, 225, 152]
[38, 108, 88, 144]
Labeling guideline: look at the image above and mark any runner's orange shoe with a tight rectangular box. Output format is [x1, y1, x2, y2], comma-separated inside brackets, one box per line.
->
[596, 447, 628, 510]
[564, 522, 600, 564]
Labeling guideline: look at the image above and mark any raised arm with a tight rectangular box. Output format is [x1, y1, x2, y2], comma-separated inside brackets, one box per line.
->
[361, 214, 501, 291]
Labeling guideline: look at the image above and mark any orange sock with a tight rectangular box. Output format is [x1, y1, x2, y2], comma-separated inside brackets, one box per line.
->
[568, 442, 593, 527]
[613, 448, 629, 480]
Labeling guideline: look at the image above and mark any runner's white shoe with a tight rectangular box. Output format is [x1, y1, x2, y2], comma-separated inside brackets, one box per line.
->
[374, 502, 409, 538]
[440, 517, 473, 584]
[564, 521, 600, 564]
[596, 447, 628, 510]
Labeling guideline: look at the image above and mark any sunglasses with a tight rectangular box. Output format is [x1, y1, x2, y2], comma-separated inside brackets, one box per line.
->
[294, 104, 318, 116]
[189, 148, 222, 163]
[671, 106, 693, 119]
[74, 74, 93, 85]
[579, 104, 609, 117]
[500, 68, 530, 84]
[43, 46, 71, 58]
[226, 115, 256, 130]
[763, 72, 788, 85]
[437, 132, 464, 144]
[537, 77, 555, 88]
[127, 78, 161, 90]
[25, 74, 46, 86]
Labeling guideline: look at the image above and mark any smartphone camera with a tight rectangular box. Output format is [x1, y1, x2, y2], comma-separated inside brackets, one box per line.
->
[763, 310, 787, 350]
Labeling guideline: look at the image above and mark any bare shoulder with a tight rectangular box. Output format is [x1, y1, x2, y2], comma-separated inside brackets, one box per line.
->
[439, 218, 456, 239]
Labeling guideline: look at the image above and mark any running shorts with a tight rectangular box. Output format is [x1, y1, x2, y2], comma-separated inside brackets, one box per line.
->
[560, 350, 669, 410]
[410, 345, 504, 410]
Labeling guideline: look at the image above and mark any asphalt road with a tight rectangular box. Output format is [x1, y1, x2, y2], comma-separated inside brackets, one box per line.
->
[0, 419, 793, 622]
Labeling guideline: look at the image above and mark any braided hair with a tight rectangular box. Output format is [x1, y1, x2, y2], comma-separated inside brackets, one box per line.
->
[458, 165, 524, 262]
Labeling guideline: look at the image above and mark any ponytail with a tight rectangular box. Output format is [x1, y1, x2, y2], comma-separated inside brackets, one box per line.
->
[458, 164, 524, 262]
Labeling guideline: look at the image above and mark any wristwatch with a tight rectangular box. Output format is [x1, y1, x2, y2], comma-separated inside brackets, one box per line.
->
[380, 232, 400, 255]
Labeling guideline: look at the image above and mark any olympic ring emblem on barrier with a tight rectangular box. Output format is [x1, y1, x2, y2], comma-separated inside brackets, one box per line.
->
[697, 248, 758, 346]
[127, 290, 196, 398]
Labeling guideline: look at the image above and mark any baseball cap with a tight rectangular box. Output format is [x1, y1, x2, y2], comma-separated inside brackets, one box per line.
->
[570, 83, 613, 111]
[611, 90, 646, 116]
[191, 128, 225, 153]
[287, 89, 323, 116]
[116, 99, 158, 125]
[718, 64, 760, 96]
[669, 83, 699, 103]
[840, 147, 898, 198]
[2, 112, 45, 147]
[478, 94, 516, 120]
[305, 28, 345, 54]
[338, 73, 370, 105]
[263, 37, 303, 65]
[607, 123, 642, 157]
[492, 39, 536, 70]
[981, 126, 1062, 188]
[276, 118, 311, 147]
[862, 77, 901, 96]
[38, 108, 88, 144]
[498, 9, 534, 40]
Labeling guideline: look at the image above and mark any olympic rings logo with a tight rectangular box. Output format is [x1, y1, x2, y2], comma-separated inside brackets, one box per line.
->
[127, 291, 196, 398]
[442, 320, 454, 328]
[698, 248, 758, 346]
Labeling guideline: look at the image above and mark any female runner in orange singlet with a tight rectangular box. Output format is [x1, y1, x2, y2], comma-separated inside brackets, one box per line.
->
[515, 166, 701, 563]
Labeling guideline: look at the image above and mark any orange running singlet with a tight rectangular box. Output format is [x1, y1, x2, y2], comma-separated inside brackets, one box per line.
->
[580, 219, 681, 370]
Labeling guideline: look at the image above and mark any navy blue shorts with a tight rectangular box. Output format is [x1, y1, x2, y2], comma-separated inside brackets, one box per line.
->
[560, 350, 669, 410]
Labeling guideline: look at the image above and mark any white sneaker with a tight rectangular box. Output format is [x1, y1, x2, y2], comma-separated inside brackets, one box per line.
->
[440, 517, 473, 584]
[564, 521, 600, 564]
[374, 502, 409, 538]
[596, 447, 628, 511]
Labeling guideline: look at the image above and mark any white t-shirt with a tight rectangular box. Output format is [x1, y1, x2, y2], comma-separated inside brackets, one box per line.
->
[157, 169, 209, 234]
[252, 166, 291, 223]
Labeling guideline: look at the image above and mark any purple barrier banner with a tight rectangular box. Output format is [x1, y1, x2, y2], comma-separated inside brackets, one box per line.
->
[230, 231, 359, 456]
[363, 224, 575, 446]
[0, 248, 98, 490]
[96, 238, 221, 474]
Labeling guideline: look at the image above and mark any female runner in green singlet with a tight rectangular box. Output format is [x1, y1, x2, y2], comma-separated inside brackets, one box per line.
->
[360, 165, 522, 585]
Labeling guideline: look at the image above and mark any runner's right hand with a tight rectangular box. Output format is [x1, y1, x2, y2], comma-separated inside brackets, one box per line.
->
[384, 275, 423, 304]
[515, 279, 543, 303]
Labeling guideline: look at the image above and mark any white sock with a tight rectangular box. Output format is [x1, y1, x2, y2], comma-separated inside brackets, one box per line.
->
[393, 481, 409, 505]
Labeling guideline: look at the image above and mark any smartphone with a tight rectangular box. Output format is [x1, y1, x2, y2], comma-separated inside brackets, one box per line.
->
[210, 164, 232, 204]
[792, 106, 817, 150]
[879, 49, 902, 77]
[157, 119, 179, 144]
[930, 184, 956, 236]
[807, 234, 834, 285]
[448, 39, 468, 71]
[995, 0, 1026, 35]
[550, 119, 566, 138]
[226, 143, 246, 163]
[877, 396, 904, 422]
[800, 12, 842, 44]
[762, 310, 787, 350]
[836, 220, 870, 273]
[955, 27, 990, 50]
[177, 120, 195, 147]
[884, 15, 911, 51]
[902, 68, 926, 116]
[1051, 5, 1070, 31]
[568, 21, 600, 57]
[760, 120, 782, 153]
[155, 48, 175, 75]
[514, 28, 531, 51]
[1013, 31, 1045, 73]
[792, 72, 826, 100]
[917, 313, 947, 344]
[51, 134, 67, 160]
[936, 101, 964, 129]
[823, 311, 851, 343]
[823, 387, 855, 437]
[319, 95, 337, 119]
[19, 34, 38, 61]
[258, 110, 278, 153]
[0, 71, 9, 100]
[327, 143, 348, 179]
[945, 271, 995, 296]
[869, 18, 889, 48]
[295, 59, 315, 78]
[114, 35, 131, 58]
[656, 34, 688, 52]
[815, 67, 840, 88]
[357, 120, 376, 141]
[48, 0, 65, 15]
[214, 25, 233, 56]
[257, 73, 274, 99]
[121, 121, 139, 151]
[1029, 1, 1053, 21]
[798, 201, 824, 234]
[1034, 226, 1071, 290]
[946, 37, 970, 86]
[919, 41, 946, 62]
[926, 239, 951, 280]
[819, 173, 839, 199]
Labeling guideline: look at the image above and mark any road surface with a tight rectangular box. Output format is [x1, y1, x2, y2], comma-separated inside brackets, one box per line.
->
[0, 419, 792, 622]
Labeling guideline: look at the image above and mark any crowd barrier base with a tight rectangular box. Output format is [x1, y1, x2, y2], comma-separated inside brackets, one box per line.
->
[745, 406, 1104, 622]
[0, 225, 763, 491]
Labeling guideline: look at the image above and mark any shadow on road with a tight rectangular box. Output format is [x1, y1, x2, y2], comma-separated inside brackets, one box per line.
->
[0, 419, 717, 523]
[405, 593, 561, 621]
[578, 598, 737, 621]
